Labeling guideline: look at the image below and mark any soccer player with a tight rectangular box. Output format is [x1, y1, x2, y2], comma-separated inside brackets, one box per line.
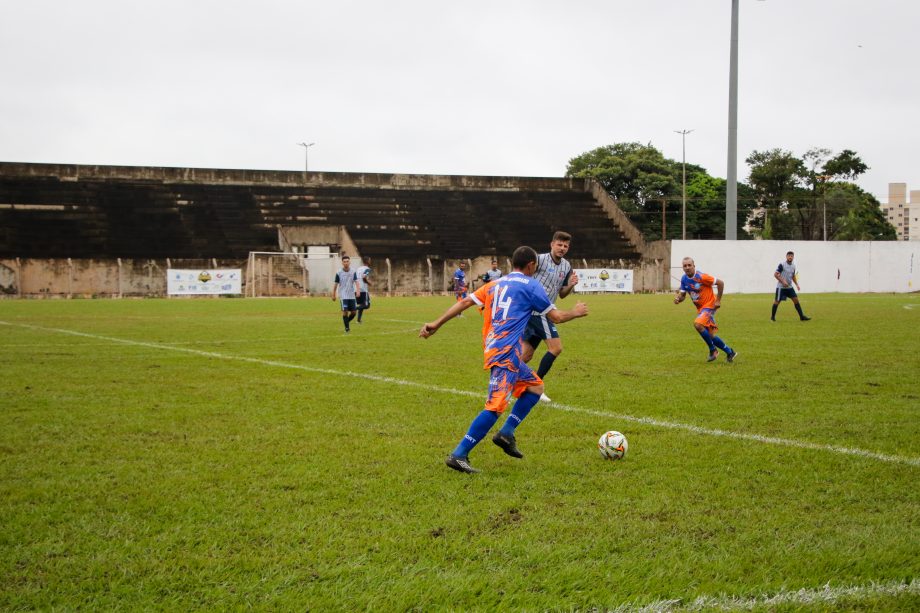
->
[520, 231, 580, 402]
[355, 257, 372, 323]
[453, 261, 468, 301]
[772, 251, 811, 321]
[332, 255, 362, 333]
[419, 246, 589, 474]
[674, 256, 738, 363]
[452, 261, 468, 317]
[485, 259, 503, 282]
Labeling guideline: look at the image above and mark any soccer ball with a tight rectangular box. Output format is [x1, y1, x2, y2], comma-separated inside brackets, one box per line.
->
[598, 430, 628, 460]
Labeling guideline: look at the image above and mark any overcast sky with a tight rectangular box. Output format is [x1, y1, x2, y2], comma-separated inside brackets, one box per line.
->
[1, 0, 917, 202]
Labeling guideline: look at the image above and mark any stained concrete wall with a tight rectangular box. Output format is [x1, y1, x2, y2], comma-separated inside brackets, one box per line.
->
[1, 254, 673, 297]
[0, 258, 242, 298]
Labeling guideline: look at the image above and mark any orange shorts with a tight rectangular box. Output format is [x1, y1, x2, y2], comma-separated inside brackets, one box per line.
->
[694, 308, 719, 334]
[484, 364, 542, 414]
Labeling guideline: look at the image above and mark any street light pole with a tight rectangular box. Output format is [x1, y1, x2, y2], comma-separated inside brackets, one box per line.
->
[297, 142, 315, 178]
[726, 0, 739, 240]
[675, 129, 694, 240]
[817, 174, 831, 241]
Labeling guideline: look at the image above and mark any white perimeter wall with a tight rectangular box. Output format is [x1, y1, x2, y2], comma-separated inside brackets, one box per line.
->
[670, 240, 920, 294]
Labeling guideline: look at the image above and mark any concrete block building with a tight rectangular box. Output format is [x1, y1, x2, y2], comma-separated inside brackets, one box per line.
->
[883, 182, 920, 241]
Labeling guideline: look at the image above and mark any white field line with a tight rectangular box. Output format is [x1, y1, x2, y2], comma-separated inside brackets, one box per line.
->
[377, 318, 427, 324]
[1, 328, 420, 348]
[3, 320, 919, 469]
[618, 578, 919, 612]
[549, 401, 920, 467]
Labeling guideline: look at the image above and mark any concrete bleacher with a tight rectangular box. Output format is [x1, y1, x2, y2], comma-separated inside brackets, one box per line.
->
[0, 163, 646, 262]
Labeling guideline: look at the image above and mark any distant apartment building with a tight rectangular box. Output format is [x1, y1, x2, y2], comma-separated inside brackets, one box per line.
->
[882, 183, 920, 241]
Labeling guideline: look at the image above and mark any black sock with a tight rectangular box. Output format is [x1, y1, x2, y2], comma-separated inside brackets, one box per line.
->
[795, 303, 805, 318]
[537, 352, 557, 378]
[357, 310, 363, 322]
[771, 304, 778, 319]
[343, 315, 350, 331]
[347, 313, 356, 323]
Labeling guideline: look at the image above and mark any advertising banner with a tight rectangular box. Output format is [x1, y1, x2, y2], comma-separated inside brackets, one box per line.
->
[167, 269, 242, 295]
[573, 268, 633, 293]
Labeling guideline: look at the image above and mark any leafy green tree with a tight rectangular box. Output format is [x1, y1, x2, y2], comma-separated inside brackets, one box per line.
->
[566, 142, 752, 240]
[566, 142, 676, 208]
[829, 184, 896, 240]
[745, 147, 883, 240]
[684, 173, 757, 239]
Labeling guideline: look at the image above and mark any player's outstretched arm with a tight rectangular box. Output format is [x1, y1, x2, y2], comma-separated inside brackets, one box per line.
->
[674, 290, 686, 304]
[546, 301, 588, 324]
[419, 296, 476, 338]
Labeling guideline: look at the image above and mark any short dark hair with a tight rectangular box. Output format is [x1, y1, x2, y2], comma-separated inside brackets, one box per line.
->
[553, 231, 572, 243]
[512, 246, 537, 270]
[342, 255, 350, 261]
[786, 251, 794, 256]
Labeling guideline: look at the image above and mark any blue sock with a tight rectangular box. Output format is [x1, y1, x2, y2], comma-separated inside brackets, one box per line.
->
[698, 329, 715, 352]
[712, 336, 731, 353]
[452, 410, 499, 458]
[536, 352, 557, 378]
[499, 392, 541, 437]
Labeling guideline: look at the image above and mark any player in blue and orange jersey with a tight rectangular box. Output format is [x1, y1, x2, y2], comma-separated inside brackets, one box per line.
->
[674, 256, 737, 363]
[453, 262, 468, 300]
[420, 246, 589, 474]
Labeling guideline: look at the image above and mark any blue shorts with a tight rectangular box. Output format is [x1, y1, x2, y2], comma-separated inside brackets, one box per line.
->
[356, 292, 371, 309]
[525, 313, 559, 347]
[775, 287, 797, 301]
[339, 298, 357, 311]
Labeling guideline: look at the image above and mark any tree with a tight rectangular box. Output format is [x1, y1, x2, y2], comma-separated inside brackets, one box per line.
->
[566, 142, 752, 240]
[566, 142, 676, 208]
[829, 184, 896, 241]
[745, 147, 881, 240]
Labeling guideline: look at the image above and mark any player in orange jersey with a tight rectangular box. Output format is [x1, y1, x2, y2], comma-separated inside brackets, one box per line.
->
[420, 246, 589, 474]
[674, 256, 738, 363]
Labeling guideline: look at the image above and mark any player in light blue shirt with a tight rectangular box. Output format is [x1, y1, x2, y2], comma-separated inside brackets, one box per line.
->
[485, 259, 503, 282]
[355, 257, 372, 323]
[771, 251, 811, 321]
[521, 231, 580, 401]
[332, 255, 362, 333]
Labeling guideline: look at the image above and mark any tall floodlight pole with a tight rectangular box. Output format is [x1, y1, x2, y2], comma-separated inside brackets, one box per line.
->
[675, 129, 694, 240]
[726, 0, 739, 240]
[297, 142, 315, 177]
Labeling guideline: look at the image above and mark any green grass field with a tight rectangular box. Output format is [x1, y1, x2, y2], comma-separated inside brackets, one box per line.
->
[1, 293, 918, 611]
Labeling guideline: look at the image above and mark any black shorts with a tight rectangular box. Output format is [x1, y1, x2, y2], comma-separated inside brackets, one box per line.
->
[356, 292, 371, 309]
[525, 314, 559, 347]
[339, 298, 357, 311]
[775, 287, 797, 301]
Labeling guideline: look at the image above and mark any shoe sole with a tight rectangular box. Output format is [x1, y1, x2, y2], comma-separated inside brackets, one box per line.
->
[445, 456, 479, 474]
[492, 434, 524, 459]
